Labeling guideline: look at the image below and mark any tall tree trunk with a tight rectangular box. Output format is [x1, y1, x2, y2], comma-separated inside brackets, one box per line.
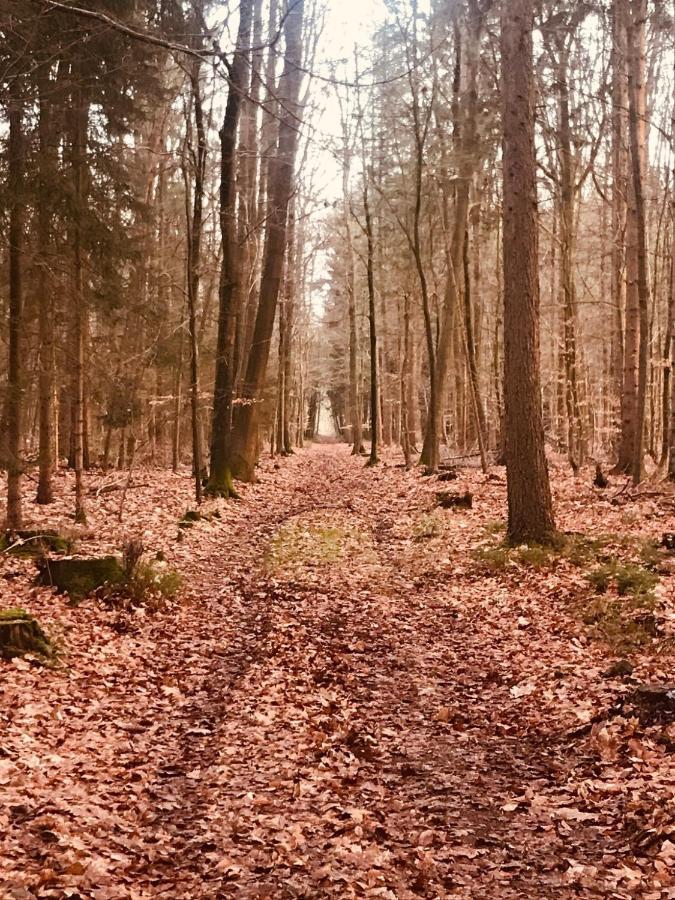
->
[627, 0, 649, 484]
[462, 224, 488, 472]
[610, 0, 628, 453]
[557, 46, 586, 468]
[667, 47, 675, 480]
[227, 0, 305, 483]
[185, 56, 207, 504]
[501, 0, 556, 543]
[6, 87, 24, 529]
[36, 74, 55, 504]
[363, 182, 378, 467]
[341, 139, 362, 454]
[71, 84, 87, 524]
[206, 0, 254, 497]
[420, 3, 484, 470]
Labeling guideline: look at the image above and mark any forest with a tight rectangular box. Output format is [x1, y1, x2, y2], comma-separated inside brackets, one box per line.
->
[0, 0, 674, 896]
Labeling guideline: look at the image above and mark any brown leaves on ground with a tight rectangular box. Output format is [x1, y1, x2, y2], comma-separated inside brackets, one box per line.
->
[1, 446, 674, 899]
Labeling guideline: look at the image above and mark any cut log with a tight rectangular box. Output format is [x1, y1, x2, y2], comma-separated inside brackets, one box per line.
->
[37, 556, 124, 601]
[436, 491, 473, 510]
[0, 608, 54, 660]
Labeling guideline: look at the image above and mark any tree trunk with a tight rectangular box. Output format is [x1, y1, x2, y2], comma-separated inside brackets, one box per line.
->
[501, 0, 556, 543]
[70, 85, 87, 524]
[667, 49, 675, 480]
[610, 0, 628, 455]
[227, 0, 305, 483]
[36, 74, 55, 505]
[206, 0, 254, 497]
[185, 55, 207, 504]
[6, 87, 24, 529]
[363, 182, 378, 467]
[626, 0, 649, 484]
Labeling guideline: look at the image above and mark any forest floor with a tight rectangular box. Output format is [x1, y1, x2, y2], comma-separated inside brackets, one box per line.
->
[1, 443, 675, 900]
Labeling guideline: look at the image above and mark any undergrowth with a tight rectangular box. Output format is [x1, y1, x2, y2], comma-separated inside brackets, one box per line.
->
[99, 539, 182, 612]
[473, 530, 669, 651]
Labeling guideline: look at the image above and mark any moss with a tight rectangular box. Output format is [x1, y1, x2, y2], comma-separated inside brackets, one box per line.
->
[37, 556, 125, 602]
[615, 564, 658, 597]
[473, 546, 510, 571]
[484, 520, 506, 536]
[1, 530, 72, 557]
[413, 512, 444, 541]
[586, 559, 658, 600]
[0, 608, 55, 661]
[204, 467, 240, 500]
[268, 520, 369, 570]
[125, 562, 182, 602]
[581, 594, 658, 652]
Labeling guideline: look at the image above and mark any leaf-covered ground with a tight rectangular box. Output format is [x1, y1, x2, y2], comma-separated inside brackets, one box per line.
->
[1, 444, 675, 899]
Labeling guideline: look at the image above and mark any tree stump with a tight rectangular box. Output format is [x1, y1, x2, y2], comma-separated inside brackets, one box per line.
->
[627, 684, 675, 725]
[0, 609, 54, 660]
[436, 491, 473, 510]
[1, 530, 71, 557]
[37, 556, 124, 601]
[437, 469, 459, 482]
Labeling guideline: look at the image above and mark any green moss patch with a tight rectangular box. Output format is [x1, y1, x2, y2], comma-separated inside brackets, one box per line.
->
[37, 556, 125, 602]
[0, 608, 55, 661]
[268, 516, 372, 573]
[1, 530, 72, 557]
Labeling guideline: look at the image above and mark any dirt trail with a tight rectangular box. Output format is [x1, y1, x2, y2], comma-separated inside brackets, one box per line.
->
[2, 445, 674, 899]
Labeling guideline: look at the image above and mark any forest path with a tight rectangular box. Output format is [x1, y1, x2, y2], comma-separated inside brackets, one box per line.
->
[3, 444, 670, 899]
[127, 445, 631, 899]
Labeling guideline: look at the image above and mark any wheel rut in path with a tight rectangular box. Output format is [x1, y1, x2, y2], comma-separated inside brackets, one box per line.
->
[2, 445, 653, 899]
[137, 446, 625, 899]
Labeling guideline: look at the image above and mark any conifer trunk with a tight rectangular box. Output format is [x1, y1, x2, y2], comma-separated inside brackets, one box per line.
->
[501, 0, 556, 544]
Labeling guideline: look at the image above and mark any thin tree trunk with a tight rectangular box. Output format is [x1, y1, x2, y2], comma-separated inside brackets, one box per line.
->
[363, 182, 378, 467]
[610, 0, 627, 451]
[71, 84, 87, 524]
[627, 0, 649, 484]
[36, 75, 55, 504]
[185, 56, 207, 504]
[6, 87, 24, 529]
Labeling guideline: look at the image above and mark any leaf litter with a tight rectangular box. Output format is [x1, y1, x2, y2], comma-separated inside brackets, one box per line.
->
[1, 444, 674, 898]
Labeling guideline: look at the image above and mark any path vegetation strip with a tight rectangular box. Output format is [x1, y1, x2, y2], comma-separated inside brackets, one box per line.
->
[1, 445, 674, 898]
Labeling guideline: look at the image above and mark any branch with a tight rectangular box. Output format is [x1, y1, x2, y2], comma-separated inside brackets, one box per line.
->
[28, 0, 210, 61]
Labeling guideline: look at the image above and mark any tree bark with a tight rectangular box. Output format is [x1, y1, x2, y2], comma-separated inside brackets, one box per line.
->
[70, 83, 87, 524]
[185, 54, 207, 504]
[206, 0, 254, 497]
[363, 182, 379, 467]
[36, 73, 55, 505]
[227, 0, 305, 483]
[6, 86, 24, 529]
[626, 0, 649, 484]
[501, 0, 556, 543]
